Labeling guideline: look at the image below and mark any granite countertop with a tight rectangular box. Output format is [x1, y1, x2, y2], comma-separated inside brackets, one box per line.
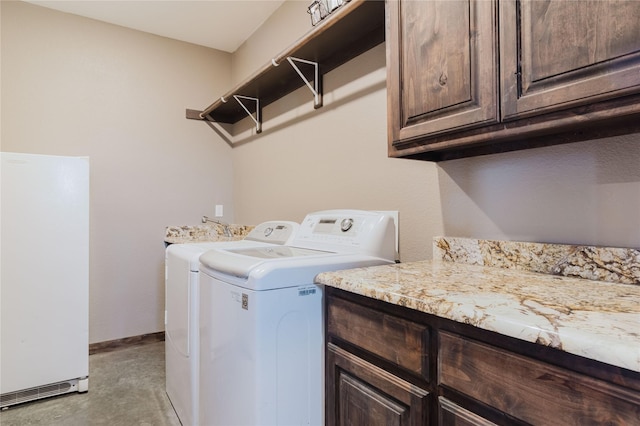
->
[315, 259, 640, 373]
[164, 223, 254, 244]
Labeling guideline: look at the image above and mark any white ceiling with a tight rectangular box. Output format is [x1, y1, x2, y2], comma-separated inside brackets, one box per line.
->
[24, 0, 287, 53]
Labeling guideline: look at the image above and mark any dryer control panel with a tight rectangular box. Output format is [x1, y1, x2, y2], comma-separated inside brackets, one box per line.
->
[245, 221, 299, 245]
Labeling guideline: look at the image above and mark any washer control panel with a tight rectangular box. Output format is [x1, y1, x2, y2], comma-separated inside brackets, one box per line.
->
[291, 210, 396, 261]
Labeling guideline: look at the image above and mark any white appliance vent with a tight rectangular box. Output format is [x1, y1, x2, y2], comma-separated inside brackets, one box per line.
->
[0, 379, 79, 409]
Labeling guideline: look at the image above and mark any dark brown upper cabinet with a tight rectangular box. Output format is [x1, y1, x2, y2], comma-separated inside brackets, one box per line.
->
[500, 0, 640, 120]
[386, 0, 498, 142]
[387, 0, 640, 161]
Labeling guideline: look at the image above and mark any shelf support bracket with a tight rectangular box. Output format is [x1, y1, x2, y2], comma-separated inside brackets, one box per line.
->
[233, 95, 262, 134]
[286, 57, 323, 109]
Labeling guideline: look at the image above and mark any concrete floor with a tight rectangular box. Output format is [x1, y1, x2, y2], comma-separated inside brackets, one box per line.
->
[0, 342, 180, 426]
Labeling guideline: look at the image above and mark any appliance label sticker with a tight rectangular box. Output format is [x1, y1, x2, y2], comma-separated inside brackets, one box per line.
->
[242, 293, 249, 310]
[298, 286, 317, 297]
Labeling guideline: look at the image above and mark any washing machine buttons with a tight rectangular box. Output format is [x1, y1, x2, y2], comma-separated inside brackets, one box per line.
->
[340, 218, 354, 232]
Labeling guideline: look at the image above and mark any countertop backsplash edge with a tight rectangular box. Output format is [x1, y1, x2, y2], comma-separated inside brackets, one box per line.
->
[433, 236, 640, 286]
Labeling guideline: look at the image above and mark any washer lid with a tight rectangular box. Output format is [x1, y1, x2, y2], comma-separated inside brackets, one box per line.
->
[226, 246, 329, 259]
[199, 246, 334, 278]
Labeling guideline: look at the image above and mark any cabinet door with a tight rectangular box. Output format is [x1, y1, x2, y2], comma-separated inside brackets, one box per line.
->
[387, 0, 498, 147]
[500, 0, 640, 120]
[439, 332, 640, 425]
[326, 343, 429, 426]
[438, 397, 497, 426]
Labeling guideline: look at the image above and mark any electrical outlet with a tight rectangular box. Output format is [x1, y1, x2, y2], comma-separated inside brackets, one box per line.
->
[215, 205, 224, 217]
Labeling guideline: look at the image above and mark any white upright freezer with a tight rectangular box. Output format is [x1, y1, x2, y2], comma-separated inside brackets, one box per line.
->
[1, 152, 89, 408]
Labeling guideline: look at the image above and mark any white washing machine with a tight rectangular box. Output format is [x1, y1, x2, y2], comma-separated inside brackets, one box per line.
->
[198, 210, 397, 426]
[164, 221, 299, 426]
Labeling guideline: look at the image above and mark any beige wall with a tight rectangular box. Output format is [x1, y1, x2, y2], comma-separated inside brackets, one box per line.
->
[231, 0, 308, 85]
[3, 0, 638, 345]
[231, 0, 639, 259]
[1, 1, 234, 344]
[230, 2, 443, 262]
[231, 43, 442, 261]
[438, 134, 640, 247]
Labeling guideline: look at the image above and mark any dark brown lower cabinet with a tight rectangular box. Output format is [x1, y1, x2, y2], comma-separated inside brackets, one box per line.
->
[438, 397, 497, 426]
[438, 332, 640, 425]
[327, 343, 429, 426]
[325, 287, 640, 426]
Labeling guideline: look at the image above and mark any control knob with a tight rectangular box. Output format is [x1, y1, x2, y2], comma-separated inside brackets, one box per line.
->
[340, 218, 354, 232]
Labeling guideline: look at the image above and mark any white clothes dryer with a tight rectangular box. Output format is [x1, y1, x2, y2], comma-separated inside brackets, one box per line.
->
[198, 210, 397, 426]
[164, 221, 298, 426]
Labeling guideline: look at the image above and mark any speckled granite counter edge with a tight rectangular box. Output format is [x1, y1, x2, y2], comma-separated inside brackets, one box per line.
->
[165, 224, 254, 244]
[316, 260, 640, 372]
